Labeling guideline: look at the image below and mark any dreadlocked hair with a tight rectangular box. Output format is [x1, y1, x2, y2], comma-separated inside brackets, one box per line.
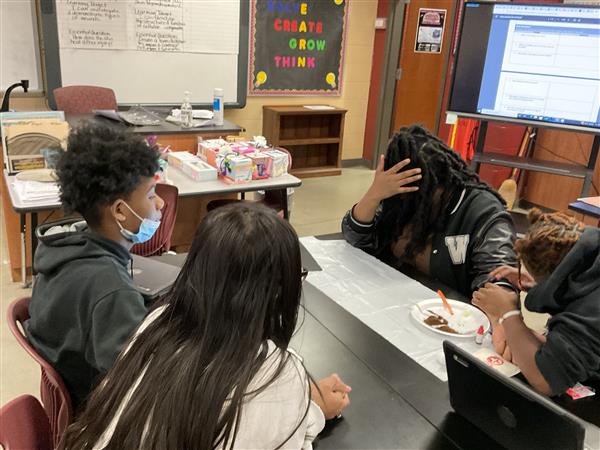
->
[515, 208, 584, 279]
[378, 124, 505, 260]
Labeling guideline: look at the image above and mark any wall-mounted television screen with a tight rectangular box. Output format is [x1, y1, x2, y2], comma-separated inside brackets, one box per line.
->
[448, 2, 600, 133]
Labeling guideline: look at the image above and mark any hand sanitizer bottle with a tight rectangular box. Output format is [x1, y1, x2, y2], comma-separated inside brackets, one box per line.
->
[180, 91, 193, 128]
[213, 88, 224, 126]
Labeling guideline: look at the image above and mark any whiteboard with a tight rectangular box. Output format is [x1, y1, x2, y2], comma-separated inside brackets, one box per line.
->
[0, 0, 42, 92]
[40, 0, 248, 108]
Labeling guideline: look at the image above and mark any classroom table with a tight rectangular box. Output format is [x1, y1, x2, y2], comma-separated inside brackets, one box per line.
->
[65, 112, 243, 137]
[3, 169, 301, 286]
[157, 235, 600, 449]
[155, 250, 497, 449]
[0, 111, 246, 282]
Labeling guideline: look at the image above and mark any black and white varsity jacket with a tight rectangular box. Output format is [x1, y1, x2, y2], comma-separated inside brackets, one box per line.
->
[341, 188, 518, 298]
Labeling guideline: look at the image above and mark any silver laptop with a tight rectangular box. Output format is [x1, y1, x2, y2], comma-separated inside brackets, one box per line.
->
[131, 242, 320, 302]
[131, 254, 180, 300]
[443, 340, 592, 450]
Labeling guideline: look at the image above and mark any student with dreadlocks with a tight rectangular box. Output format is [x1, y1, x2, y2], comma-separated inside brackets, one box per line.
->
[342, 125, 517, 298]
[473, 209, 600, 396]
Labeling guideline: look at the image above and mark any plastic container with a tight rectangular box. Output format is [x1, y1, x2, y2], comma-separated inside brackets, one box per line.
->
[213, 88, 224, 126]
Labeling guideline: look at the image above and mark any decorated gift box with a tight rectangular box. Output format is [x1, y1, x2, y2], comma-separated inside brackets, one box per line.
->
[230, 142, 258, 156]
[167, 151, 199, 170]
[221, 154, 253, 183]
[197, 138, 227, 158]
[197, 138, 229, 164]
[263, 149, 289, 177]
[247, 152, 272, 180]
[206, 145, 235, 168]
[182, 159, 218, 182]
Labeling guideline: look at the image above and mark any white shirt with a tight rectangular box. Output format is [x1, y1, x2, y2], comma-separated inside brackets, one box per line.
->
[95, 306, 325, 449]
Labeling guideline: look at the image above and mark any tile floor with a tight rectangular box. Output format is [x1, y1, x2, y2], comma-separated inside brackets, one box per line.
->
[0, 166, 375, 405]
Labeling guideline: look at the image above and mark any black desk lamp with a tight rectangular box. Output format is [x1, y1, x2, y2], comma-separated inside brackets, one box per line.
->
[1, 80, 29, 112]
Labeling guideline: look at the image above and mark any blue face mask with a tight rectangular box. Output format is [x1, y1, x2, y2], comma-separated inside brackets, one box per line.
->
[116, 201, 161, 244]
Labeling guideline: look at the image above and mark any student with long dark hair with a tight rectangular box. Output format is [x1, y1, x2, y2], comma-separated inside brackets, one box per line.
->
[342, 125, 517, 298]
[61, 203, 350, 450]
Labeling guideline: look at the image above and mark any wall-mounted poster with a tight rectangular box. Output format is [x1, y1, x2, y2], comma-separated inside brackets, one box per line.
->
[415, 8, 446, 54]
[249, 0, 349, 95]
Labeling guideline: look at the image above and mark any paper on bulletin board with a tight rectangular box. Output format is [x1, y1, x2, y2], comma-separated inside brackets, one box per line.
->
[414, 8, 446, 54]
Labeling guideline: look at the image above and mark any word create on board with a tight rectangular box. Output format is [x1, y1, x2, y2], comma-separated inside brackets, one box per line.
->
[271, 1, 327, 70]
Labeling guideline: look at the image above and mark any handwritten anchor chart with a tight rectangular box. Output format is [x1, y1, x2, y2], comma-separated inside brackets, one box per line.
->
[56, 0, 239, 55]
[249, 0, 349, 95]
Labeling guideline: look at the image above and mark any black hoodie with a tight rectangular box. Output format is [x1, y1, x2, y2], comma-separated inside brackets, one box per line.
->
[525, 227, 600, 395]
[25, 218, 148, 409]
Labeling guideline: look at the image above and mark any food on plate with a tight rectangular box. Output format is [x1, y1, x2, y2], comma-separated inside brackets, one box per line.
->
[424, 315, 459, 334]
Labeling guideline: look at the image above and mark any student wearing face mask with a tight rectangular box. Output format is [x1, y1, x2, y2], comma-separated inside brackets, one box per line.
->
[25, 124, 164, 410]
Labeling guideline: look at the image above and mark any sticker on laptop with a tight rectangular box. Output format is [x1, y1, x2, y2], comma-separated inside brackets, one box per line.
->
[566, 383, 595, 400]
[474, 348, 521, 377]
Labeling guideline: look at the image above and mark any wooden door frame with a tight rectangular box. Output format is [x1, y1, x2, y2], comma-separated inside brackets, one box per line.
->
[371, 0, 408, 169]
[372, 0, 457, 169]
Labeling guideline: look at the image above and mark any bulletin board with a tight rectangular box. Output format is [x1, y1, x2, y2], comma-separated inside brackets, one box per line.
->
[248, 0, 349, 96]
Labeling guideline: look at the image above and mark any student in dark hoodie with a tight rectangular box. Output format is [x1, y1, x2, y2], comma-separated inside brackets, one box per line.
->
[473, 209, 600, 396]
[25, 124, 164, 409]
[342, 125, 517, 298]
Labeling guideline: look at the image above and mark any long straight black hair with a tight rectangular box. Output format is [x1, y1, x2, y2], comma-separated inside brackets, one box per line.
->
[60, 203, 306, 450]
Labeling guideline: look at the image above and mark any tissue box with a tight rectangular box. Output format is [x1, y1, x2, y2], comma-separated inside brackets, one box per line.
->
[247, 152, 272, 180]
[197, 138, 228, 161]
[222, 155, 252, 183]
[205, 145, 234, 168]
[167, 151, 198, 170]
[263, 149, 289, 177]
[230, 142, 258, 156]
[182, 159, 218, 182]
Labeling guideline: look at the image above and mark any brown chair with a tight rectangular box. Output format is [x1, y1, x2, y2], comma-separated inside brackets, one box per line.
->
[131, 183, 179, 256]
[53, 85, 118, 113]
[0, 395, 53, 450]
[7, 297, 73, 448]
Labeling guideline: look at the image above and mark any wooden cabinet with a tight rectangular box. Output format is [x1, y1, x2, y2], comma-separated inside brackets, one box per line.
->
[262, 105, 346, 177]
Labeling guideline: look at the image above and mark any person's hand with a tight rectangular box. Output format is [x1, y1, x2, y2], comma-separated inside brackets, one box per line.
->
[472, 283, 520, 322]
[489, 265, 536, 291]
[311, 373, 351, 419]
[492, 324, 513, 361]
[365, 155, 421, 203]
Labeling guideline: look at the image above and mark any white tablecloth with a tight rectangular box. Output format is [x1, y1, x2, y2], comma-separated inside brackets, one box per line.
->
[300, 237, 490, 381]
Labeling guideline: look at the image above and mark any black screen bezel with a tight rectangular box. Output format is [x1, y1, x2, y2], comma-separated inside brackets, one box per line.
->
[447, 1, 600, 134]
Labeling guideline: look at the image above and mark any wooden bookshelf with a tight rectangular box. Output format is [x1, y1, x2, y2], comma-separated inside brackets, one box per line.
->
[262, 105, 347, 177]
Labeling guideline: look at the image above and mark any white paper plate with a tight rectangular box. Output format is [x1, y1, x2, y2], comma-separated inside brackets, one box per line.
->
[410, 298, 490, 338]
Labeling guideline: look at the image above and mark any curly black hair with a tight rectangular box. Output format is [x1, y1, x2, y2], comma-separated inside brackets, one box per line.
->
[378, 124, 505, 260]
[56, 124, 159, 226]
